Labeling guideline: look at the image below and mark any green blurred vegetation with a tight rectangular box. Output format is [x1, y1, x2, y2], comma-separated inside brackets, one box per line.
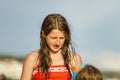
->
[102, 71, 120, 79]
[0, 54, 24, 62]
[7, 77, 19, 80]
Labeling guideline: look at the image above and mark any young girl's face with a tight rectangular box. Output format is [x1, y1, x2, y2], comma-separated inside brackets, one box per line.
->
[46, 29, 65, 53]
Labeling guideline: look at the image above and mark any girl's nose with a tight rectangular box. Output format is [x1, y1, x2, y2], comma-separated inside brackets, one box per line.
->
[55, 38, 60, 45]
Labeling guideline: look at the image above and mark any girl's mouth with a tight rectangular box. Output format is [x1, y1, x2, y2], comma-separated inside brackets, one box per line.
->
[53, 44, 60, 48]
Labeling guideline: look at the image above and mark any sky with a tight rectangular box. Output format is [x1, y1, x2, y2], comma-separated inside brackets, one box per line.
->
[0, 0, 120, 71]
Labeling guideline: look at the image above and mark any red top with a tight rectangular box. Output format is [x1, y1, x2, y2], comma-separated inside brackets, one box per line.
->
[32, 65, 72, 80]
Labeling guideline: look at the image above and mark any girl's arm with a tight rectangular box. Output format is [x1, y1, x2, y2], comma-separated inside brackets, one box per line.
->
[20, 52, 37, 80]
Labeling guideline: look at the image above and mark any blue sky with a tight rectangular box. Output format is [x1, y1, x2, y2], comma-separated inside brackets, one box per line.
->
[0, 0, 120, 71]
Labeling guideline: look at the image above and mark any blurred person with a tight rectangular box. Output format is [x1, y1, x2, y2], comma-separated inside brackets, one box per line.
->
[20, 14, 82, 80]
[0, 74, 7, 80]
[72, 64, 103, 80]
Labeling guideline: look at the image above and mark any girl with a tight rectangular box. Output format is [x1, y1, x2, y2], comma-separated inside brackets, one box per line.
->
[20, 14, 82, 80]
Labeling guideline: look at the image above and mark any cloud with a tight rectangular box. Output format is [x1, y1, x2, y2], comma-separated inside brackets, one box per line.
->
[81, 50, 120, 71]
[98, 51, 120, 71]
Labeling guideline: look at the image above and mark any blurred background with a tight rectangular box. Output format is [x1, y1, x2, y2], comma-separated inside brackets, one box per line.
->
[0, 0, 120, 80]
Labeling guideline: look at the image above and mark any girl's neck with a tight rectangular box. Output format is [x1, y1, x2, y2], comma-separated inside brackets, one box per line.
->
[49, 49, 62, 55]
[50, 50, 64, 65]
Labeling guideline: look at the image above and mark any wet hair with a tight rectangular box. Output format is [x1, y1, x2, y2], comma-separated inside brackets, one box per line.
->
[76, 64, 103, 80]
[38, 14, 75, 79]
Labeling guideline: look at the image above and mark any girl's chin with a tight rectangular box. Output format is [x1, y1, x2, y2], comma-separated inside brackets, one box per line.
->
[50, 48, 61, 53]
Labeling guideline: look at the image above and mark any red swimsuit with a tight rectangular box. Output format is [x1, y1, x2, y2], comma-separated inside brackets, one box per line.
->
[32, 65, 72, 80]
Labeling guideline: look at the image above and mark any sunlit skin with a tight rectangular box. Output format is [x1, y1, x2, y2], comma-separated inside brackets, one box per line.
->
[46, 29, 65, 54]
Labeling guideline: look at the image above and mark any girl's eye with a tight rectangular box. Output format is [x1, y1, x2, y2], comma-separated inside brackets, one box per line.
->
[50, 37, 65, 39]
[51, 37, 57, 39]
[60, 37, 65, 39]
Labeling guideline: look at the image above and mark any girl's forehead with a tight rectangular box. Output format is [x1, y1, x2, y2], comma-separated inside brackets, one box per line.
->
[48, 29, 65, 36]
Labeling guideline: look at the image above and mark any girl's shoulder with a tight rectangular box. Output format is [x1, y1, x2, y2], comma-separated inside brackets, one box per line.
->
[26, 50, 39, 60]
[24, 50, 39, 68]
[70, 52, 82, 72]
[70, 52, 82, 62]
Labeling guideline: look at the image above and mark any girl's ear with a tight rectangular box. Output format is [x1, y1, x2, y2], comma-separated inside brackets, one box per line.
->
[42, 31, 46, 38]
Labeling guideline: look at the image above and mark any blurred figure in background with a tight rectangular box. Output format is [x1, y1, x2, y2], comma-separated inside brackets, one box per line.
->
[72, 64, 103, 80]
[0, 74, 7, 80]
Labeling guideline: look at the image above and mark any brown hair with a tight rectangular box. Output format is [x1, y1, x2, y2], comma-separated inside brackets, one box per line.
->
[76, 64, 103, 80]
[38, 14, 75, 79]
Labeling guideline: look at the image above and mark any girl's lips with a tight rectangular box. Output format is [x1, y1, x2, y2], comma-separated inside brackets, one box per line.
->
[53, 44, 60, 49]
